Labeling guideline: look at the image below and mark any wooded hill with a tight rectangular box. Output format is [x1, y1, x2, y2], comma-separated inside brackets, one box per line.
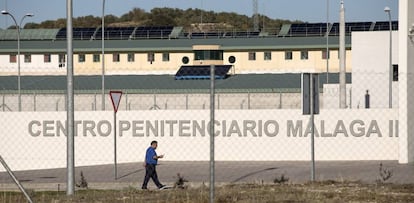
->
[19, 7, 302, 33]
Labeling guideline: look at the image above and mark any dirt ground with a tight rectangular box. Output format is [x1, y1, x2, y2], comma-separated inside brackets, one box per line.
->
[1, 181, 414, 203]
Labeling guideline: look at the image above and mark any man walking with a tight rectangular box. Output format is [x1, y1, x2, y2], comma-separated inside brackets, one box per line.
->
[141, 140, 166, 190]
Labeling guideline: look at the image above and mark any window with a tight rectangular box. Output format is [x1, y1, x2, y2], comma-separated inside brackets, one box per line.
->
[127, 53, 135, 62]
[59, 54, 66, 63]
[248, 52, 256, 61]
[322, 50, 330, 59]
[393, 65, 398, 81]
[162, 52, 170, 62]
[182, 56, 189, 64]
[264, 52, 272, 60]
[194, 50, 223, 60]
[44, 54, 51, 63]
[78, 54, 85, 63]
[24, 54, 31, 63]
[113, 53, 120, 62]
[93, 54, 100, 62]
[147, 52, 155, 62]
[301, 51, 309, 60]
[285, 51, 293, 60]
[9, 54, 16, 63]
[59, 54, 66, 68]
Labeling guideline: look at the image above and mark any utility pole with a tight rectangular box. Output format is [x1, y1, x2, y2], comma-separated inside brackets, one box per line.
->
[253, 0, 259, 31]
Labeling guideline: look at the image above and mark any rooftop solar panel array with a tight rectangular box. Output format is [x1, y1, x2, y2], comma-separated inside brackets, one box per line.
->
[41, 20, 403, 41]
[185, 31, 260, 39]
[288, 23, 327, 37]
[330, 22, 372, 36]
[175, 65, 232, 80]
[133, 26, 173, 39]
[95, 27, 135, 40]
[373, 21, 399, 31]
[56, 27, 96, 40]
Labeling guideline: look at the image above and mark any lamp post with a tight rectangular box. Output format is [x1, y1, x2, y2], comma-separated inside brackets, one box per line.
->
[384, 6, 392, 108]
[1, 11, 34, 112]
[101, 0, 106, 110]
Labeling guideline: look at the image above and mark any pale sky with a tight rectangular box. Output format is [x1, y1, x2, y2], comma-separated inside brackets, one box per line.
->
[0, 0, 398, 29]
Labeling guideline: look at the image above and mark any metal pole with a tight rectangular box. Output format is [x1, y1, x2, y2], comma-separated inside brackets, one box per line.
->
[1, 12, 34, 111]
[247, 92, 250, 109]
[17, 19, 21, 112]
[385, 7, 392, 108]
[125, 92, 128, 110]
[310, 74, 315, 182]
[114, 111, 117, 180]
[33, 92, 36, 111]
[339, 0, 347, 108]
[209, 65, 215, 203]
[0, 156, 33, 203]
[186, 94, 189, 109]
[66, 0, 75, 195]
[326, 0, 330, 83]
[101, 0, 106, 110]
[2, 95, 5, 111]
[17, 14, 33, 111]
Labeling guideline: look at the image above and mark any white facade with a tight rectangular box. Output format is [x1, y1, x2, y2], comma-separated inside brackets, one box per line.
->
[351, 31, 399, 109]
[0, 54, 65, 75]
[398, 0, 414, 163]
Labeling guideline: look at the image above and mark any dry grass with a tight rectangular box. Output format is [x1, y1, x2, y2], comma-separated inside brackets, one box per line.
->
[1, 181, 414, 203]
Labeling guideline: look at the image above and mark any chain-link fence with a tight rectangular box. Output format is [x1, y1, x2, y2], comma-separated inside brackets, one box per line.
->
[0, 91, 304, 112]
[1, 70, 413, 197]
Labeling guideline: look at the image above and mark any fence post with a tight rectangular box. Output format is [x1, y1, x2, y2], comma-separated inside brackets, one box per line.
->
[0, 155, 33, 203]
[186, 94, 189, 110]
[247, 92, 251, 109]
[279, 90, 282, 109]
[33, 92, 36, 111]
[2, 94, 5, 112]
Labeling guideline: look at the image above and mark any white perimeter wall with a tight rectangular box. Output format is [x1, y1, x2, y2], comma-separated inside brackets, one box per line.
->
[0, 109, 399, 171]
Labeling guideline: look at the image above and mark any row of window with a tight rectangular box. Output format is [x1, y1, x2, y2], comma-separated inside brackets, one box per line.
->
[8, 53, 171, 63]
[249, 50, 332, 61]
[8, 50, 337, 64]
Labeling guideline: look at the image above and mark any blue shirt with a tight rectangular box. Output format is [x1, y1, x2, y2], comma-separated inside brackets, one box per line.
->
[145, 147, 158, 165]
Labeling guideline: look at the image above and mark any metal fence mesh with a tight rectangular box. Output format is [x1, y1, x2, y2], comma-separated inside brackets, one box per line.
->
[0, 70, 412, 197]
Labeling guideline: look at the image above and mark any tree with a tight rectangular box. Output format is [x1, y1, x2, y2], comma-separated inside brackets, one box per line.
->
[30, 7, 302, 31]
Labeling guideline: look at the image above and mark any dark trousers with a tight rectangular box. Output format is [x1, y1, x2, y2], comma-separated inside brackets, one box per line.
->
[142, 164, 163, 188]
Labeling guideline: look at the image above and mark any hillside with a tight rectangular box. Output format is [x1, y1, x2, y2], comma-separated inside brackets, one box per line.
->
[19, 7, 302, 33]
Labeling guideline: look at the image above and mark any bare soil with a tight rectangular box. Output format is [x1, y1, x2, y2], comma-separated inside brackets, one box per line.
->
[1, 181, 414, 203]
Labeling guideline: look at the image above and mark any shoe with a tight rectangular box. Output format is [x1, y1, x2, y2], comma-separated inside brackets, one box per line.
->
[141, 187, 148, 190]
[159, 185, 168, 190]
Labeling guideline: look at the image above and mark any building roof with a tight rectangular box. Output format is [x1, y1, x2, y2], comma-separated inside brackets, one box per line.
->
[0, 73, 351, 94]
[0, 36, 351, 54]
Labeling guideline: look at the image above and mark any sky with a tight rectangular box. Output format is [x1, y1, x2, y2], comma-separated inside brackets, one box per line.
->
[0, 0, 399, 29]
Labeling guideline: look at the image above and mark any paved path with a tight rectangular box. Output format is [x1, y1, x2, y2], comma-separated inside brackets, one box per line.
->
[1, 161, 413, 191]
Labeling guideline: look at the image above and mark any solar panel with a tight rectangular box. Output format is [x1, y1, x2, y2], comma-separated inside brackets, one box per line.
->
[55, 28, 67, 39]
[175, 65, 232, 80]
[95, 27, 135, 40]
[345, 22, 372, 32]
[133, 26, 173, 39]
[223, 31, 260, 38]
[288, 23, 327, 37]
[73, 28, 96, 40]
[373, 21, 398, 31]
[55, 27, 96, 40]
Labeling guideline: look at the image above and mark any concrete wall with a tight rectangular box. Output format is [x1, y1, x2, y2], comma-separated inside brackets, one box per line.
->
[0, 109, 399, 171]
